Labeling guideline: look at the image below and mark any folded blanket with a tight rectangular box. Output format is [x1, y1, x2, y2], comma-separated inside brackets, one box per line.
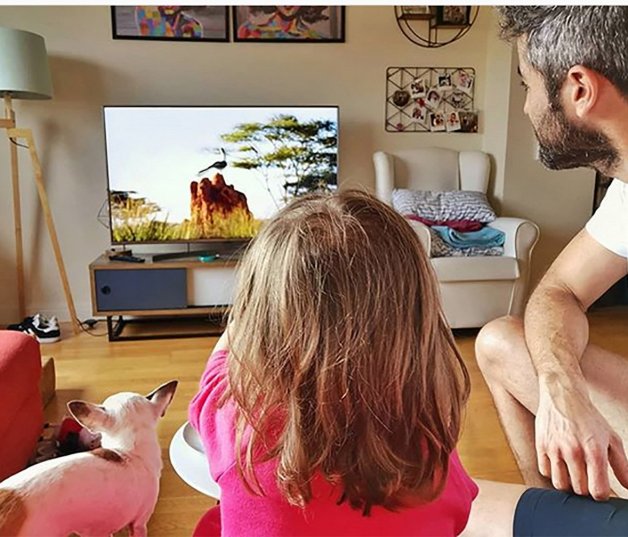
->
[432, 225, 505, 249]
[429, 229, 504, 258]
[405, 215, 484, 232]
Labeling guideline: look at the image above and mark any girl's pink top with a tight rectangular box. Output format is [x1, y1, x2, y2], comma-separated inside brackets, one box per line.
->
[189, 350, 478, 536]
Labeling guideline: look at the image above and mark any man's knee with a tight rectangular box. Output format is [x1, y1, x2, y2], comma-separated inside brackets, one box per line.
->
[475, 316, 524, 383]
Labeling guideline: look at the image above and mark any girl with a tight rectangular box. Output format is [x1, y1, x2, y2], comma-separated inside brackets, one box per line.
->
[190, 191, 628, 536]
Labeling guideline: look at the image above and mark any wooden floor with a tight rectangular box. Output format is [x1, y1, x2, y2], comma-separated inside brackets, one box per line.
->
[41, 308, 628, 536]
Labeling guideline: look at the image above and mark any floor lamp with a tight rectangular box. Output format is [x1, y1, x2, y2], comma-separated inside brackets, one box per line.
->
[0, 27, 79, 334]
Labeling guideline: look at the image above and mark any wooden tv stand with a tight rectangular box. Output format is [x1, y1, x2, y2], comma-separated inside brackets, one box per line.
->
[89, 253, 240, 341]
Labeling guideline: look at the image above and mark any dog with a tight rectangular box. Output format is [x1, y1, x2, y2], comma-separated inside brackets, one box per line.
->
[0, 380, 178, 537]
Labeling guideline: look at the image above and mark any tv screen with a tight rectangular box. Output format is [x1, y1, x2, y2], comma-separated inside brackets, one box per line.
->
[103, 106, 339, 244]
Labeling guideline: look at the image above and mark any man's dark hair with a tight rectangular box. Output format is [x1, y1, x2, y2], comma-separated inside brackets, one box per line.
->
[497, 6, 628, 99]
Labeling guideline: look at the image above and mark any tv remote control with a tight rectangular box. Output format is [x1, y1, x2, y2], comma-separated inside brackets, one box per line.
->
[109, 254, 145, 263]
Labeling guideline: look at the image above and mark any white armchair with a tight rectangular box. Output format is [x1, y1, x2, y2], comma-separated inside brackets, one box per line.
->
[373, 148, 540, 329]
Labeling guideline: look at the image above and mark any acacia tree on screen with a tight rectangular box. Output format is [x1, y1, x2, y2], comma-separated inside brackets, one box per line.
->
[221, 114, 338, 205]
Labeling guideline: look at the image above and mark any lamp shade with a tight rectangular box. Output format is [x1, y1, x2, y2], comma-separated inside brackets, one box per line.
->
[0, 26, 52, 100]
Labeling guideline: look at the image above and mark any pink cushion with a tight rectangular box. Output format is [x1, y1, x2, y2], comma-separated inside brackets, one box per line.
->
[0, 331, 43, 480]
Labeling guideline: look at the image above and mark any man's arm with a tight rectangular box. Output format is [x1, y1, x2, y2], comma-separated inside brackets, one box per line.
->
[525, 229, 628, 500]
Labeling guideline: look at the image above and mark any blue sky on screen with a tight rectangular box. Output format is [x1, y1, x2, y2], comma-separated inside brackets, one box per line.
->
[104, 106, 338, 222]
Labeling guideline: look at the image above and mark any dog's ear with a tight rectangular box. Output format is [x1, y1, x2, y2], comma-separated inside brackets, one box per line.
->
[67, 401, 109, 432]
[146, 380, 178, 418]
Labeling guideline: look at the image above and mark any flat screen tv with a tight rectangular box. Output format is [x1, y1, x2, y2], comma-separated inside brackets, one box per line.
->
[103, 106, 339, 244]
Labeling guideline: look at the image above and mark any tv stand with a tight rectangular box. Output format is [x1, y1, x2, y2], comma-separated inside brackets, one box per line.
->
[89, 254, 239, 341]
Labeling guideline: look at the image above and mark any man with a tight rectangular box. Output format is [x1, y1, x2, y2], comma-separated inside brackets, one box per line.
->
[476, 6, 628, 502]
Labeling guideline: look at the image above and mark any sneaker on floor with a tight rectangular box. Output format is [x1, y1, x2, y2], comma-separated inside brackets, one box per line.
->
[7, 314, 36, 331]
[8, 313, 48, 331]
[31, 314, 61, 344]
[7, 313, 61, 343]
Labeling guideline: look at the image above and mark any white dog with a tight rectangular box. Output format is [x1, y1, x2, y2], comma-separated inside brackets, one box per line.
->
[0, 380, 178, 537]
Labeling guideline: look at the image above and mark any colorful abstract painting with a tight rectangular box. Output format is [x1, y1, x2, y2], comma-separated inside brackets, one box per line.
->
[233, 6, 345, 42]
[111, 6, 229, 42]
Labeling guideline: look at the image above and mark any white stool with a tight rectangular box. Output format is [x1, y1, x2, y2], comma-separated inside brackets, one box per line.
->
[169, 422, 221, 499]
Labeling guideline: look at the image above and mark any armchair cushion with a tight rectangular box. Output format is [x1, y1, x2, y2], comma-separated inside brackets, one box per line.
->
[391, 189, 496, 223]
[432, 256, 519, 282]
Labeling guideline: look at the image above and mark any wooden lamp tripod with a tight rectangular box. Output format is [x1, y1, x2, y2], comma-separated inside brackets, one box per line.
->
[0, 27, 79, 334]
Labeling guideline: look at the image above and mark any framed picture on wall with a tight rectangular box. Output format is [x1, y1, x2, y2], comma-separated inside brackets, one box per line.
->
[111, 6, 229, 42]
[233, 6, 345, 42]
[435, 6, 471, 26]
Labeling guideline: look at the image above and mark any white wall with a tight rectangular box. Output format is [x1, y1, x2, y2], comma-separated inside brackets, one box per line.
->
[480, 10, 512, 214]
[0, 6, 596, 323]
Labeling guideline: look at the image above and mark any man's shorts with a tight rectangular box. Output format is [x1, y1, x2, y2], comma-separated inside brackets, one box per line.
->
[514, 488, 628, 536]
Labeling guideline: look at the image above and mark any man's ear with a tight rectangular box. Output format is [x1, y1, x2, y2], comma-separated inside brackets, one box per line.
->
[67, 401, 109, 433]
[565, 65, 600, 119]
[146, 380, 178, 418]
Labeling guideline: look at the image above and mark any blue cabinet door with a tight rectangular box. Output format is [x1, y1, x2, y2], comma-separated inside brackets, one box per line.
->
[95, 269, 187, 311]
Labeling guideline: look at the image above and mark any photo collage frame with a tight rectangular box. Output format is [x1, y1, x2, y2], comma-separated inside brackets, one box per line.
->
[386, 67, 477, 133]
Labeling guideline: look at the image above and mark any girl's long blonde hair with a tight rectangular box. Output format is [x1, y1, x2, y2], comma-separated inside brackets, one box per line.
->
[225, 190, 470, 514]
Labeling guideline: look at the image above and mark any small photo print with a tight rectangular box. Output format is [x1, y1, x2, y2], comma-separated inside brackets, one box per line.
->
[455, 70, 474, 95]
[436, 6, 470, 26]
[437, 73, 452, 91]
[392, 90, 411, 108]
[446, 111, 461, 132]
[402, 6, 431, 15]
[449, 91, 467, 109]
[430, 112, 446, 132]
[425, 87, 442, 111]
[410, 77, 427, 99]
[412, 104, 429, 125]
[459, 111, 478, 133]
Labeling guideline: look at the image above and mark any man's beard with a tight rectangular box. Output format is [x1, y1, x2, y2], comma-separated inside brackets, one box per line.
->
[534, 103, 619, 175]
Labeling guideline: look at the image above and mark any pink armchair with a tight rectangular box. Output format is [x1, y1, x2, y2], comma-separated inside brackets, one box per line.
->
[0, 331, 43, 480]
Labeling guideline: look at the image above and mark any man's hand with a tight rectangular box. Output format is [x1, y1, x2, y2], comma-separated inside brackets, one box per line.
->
[535, 379, 628, 500]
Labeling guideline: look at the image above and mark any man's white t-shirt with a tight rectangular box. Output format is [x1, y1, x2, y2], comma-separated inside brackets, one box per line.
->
[585, 179, 628, 258]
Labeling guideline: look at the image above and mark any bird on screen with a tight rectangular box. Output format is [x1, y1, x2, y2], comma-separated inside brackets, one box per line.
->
[198, 148, 227, 175]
